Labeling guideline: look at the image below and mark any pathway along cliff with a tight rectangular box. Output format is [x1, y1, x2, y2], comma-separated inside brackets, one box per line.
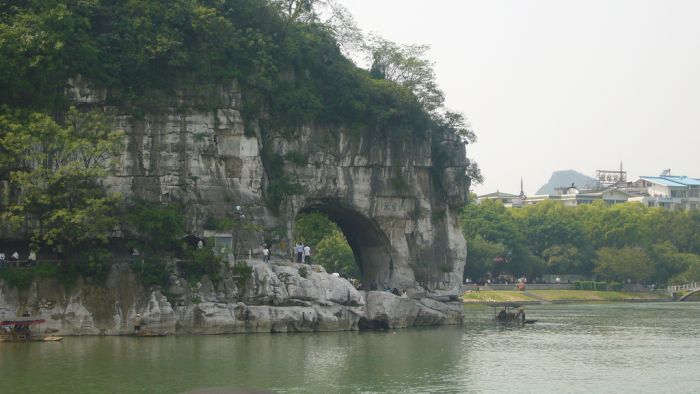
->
[0, 261, 463, 335]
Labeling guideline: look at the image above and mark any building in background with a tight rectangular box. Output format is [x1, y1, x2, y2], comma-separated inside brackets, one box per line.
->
[525, 183, 630, 207]
[477, 191, 525, 208]
[626, 173, 700, 210]
[478, 169, 700, 211]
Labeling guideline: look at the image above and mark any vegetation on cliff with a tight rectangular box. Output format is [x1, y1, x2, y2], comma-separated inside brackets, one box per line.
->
[0, 0, 456, 137]
[461, 199, 700, 285]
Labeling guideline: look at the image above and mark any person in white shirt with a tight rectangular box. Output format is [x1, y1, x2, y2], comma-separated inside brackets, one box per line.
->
[303, 245, 311, 264]
[263, 246, 270, 263]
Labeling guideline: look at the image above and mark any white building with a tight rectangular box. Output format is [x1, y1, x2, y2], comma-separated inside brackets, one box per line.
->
[526, 184, 630, 207]
[627, 175, 700, 210]
[477, 191, 525, 208]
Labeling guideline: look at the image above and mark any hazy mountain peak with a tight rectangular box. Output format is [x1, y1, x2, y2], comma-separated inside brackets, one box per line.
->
[535, 170, 598, 195]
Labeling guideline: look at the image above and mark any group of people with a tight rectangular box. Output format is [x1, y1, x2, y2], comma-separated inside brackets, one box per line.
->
[496, 307, 526, 323]
[0, 250, 36, 267]
[294, 242, 312, 263]
[356, 279, 408, 297]
[258, 243, 312, 264]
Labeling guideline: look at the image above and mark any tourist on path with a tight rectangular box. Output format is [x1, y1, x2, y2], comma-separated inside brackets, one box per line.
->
[303, 245, 311, 264]
[263, 246, 270, 263]
[295, 243, 304, 263]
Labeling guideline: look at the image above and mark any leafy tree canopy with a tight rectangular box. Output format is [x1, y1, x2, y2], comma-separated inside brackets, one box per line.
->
[461, 198, 700, 285]
[0, 107, 123, 255]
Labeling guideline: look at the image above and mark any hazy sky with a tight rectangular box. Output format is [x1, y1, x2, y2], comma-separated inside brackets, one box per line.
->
[342, 0, 700, 195]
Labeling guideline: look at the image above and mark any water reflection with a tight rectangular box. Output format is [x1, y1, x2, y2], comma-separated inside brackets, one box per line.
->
[1, 303, 699, 393]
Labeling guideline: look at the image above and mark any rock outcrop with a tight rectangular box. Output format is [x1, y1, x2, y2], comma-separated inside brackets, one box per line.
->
[0, 262, 463, 335]
[0, 80, 471, 333]
[82, 79, 470, 295]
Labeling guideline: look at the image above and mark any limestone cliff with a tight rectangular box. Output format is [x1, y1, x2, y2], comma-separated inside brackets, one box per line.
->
[69, 78, 470, 295]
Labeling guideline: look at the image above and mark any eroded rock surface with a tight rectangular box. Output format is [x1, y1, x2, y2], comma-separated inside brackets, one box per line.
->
[0, 262, 463, 335]
[83, 79, 469, 294]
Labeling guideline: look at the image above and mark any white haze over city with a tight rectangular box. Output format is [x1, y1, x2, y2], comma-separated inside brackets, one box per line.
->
[342, 0, 700, 195]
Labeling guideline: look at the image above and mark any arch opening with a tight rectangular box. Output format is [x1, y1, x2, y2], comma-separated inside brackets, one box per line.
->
[296, 201, 395, 288]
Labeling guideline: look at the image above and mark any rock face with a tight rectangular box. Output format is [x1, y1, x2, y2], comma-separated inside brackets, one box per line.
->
[4, 79, 472, 333]
[0, 262, 463, 335]
[87, 80, 470, 295]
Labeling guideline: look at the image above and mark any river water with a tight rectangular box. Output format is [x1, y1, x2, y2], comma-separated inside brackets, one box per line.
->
[1, 302, 699, 393]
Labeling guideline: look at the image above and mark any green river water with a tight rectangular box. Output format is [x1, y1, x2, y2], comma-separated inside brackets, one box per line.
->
[1, 302, 699, 393]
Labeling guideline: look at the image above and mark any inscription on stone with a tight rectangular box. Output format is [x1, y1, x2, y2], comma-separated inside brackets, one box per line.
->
[376, 197, 414, 217]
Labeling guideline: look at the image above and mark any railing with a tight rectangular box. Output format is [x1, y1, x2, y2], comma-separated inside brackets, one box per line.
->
[667, 282, 700, 294]
[0, 259, 62, 268]
[0, 258, 139, 269]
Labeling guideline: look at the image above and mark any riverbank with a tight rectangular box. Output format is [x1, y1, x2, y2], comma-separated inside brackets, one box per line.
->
[462, 289, 672, 304]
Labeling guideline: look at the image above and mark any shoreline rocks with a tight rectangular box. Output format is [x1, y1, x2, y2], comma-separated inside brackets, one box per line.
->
[0, 262, 463, 336]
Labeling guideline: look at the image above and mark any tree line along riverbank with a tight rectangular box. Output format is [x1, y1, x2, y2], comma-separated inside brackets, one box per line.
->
[460, 199, 700, 287]
[462, 289, 672, 304]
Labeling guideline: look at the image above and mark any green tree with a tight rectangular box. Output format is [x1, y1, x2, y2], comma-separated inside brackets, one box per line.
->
[367, 35, 444, 114]
[646, 242, 690, 284]
[464, 236, 505, 281]
[123, 199, 186, 254]
[0, 108, 123, 257]
[461, 199, 534, 278]
[594, 246, 655, 283]
[314, 230, 358, 277]
[582, 202, 649, 249]
[515, 200, 587, 257]
[668, 254, 700, 284]
[542, 244, 584, 274]
[294, 212, 340, 247]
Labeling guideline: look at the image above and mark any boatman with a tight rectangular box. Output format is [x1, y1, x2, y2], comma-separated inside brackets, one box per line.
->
[134, 313, 143, 335]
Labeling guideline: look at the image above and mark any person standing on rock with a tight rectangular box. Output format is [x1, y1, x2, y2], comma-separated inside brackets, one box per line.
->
[295, 242, 304, 263]
[303, 244, 311, 264]
[263, 245, 270, 263]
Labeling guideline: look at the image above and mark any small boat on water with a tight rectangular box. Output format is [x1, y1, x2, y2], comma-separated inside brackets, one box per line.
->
[0, 318, 64, 342]
[131, 330, 168, 337]
[491, 303, 537, 325]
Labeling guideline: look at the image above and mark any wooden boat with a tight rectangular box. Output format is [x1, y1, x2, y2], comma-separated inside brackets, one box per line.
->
[491, 303, 536, 325]
[0, 318, 64, 342]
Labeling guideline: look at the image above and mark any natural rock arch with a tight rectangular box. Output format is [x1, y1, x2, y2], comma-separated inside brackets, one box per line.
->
[297, 200, 395, 288]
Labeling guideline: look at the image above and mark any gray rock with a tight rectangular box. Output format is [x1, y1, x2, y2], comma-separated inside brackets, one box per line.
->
[0, 262, 463, 335]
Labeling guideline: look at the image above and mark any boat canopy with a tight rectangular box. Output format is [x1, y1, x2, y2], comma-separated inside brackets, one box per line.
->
[489, 303, 522, 308]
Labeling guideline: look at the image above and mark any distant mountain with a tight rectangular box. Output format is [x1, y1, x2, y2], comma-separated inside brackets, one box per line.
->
[535, 170, 599, 195]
